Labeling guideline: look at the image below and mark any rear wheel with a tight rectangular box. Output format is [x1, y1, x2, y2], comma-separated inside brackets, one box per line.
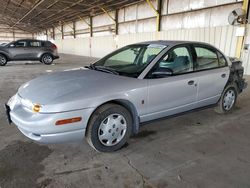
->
[41, 54, 53, 65]
[86, 104, 132, 152]
[0, 54, 7, 66]
[215, 84, 237, 114]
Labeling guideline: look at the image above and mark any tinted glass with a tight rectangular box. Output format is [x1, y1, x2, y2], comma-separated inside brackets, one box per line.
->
[194, 46, 219, 70]
[14, 41, 27, 47]
[157, 46, 193, 74]
[218, 52, 227, 67]
[30, 41, 41, 47]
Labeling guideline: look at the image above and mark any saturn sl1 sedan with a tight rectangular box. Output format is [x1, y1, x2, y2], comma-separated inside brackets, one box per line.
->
[5, 40, 247, 152]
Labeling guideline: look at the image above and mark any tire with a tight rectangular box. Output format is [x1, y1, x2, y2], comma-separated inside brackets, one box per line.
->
[215, 84, 238, 114]
[0, 54, 7, 66]
[86, 104, 132, 152]
[41, 54, 53, 65]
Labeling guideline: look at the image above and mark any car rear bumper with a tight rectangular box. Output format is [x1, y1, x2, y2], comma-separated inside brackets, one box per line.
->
[53, 55, 59, 59]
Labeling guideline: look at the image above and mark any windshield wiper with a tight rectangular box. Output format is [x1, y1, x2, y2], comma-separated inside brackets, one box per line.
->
[85, 64, 119, 75]
[95, 66, 119, 75]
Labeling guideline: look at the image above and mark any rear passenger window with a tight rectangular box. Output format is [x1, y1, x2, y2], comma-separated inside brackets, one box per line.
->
[218, 52, 227, 67]
[194, 47, 219, 70]
[30, 41, 41, 47]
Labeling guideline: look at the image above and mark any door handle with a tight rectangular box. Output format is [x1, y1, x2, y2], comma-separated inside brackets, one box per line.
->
[188, 80, 195, 85]
[221, 73, 226, 78]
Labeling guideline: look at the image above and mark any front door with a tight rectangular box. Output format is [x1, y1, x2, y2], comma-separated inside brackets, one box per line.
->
[142, 45, 198, 122]
[8, 40, 29, 60]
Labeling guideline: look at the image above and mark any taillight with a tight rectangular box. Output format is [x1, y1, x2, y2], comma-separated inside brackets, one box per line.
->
[51, 44, 57, 49]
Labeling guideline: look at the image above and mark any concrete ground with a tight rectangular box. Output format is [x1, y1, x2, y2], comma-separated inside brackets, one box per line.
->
[0, 54, 250, 188]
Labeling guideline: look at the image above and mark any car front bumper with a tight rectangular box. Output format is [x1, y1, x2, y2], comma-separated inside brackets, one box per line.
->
[6, 99, 94, 143]
[17, 126, 85, 143]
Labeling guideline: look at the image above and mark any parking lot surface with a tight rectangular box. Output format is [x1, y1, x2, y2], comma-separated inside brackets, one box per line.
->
[0, 54, 250, 188]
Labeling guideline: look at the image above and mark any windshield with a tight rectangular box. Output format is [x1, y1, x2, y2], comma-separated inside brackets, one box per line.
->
[93, 44, 167, 77]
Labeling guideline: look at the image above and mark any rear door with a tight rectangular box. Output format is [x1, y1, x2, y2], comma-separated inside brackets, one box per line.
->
[191, 45, 230, 108]
[27, 40, 43, 59]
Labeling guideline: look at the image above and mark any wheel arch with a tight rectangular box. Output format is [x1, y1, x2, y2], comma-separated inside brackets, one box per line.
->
[0, 52, 9, 60]
[86, 99, 140, 136]
[39, 52, 54, 61]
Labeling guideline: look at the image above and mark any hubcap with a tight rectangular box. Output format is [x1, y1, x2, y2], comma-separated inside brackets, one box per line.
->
[223, 89, 236, 111]
[98, 113, 127, 146]
[43, 55, 52, 64]
[0, 55, 6, 64]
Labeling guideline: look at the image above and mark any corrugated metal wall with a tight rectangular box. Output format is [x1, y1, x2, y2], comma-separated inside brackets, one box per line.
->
[46, 0, 250, 74]
[55, 25, 239, 57]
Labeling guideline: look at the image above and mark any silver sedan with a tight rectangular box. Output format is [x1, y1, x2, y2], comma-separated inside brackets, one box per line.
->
[5, 41, 247, 152]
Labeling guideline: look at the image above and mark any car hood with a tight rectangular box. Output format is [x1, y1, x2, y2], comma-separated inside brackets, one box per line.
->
[18, 69, 142, 106]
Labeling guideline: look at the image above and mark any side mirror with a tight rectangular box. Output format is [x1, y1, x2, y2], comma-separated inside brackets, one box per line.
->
[9, 44, 15, 47]
[152, 68, 173, 78]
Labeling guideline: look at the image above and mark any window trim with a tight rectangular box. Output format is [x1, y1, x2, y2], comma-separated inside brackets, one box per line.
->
[145, 44, 194, 78]
[13, 40, 28, 48]
[191, 44, 228, 72]
[144, 43, 229, 79]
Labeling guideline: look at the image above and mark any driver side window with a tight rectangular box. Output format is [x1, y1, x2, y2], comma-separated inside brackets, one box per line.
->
[151, 46, 192, 77]
[13, 41, 27, 47]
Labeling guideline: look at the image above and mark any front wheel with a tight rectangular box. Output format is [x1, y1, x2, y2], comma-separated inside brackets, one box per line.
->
[0, 54, 7, 66]
[86, 104, 132, 152]
[215, 84, 238, 114]
[41, 54, 53, 65]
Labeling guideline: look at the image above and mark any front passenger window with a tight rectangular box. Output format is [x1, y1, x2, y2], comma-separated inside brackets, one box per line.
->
[158, 47, 193, 74]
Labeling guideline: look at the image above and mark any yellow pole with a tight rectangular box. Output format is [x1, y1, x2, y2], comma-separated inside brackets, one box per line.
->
[146, 0, 160, 32]
[236, 0, 249, 58]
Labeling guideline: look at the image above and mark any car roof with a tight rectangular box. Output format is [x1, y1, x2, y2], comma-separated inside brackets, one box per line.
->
[15, 39, 49, 42]
[135, 40, 214, 48]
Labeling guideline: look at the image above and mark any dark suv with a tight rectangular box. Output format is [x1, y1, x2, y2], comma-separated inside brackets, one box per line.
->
[0, 39, 59, 66]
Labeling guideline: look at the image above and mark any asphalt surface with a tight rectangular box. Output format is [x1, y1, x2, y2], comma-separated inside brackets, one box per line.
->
[0, 54, 250, 188]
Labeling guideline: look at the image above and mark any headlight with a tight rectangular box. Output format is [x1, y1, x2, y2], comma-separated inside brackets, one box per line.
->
[32, 104, 41, 112]
[20, 98, 42, 113]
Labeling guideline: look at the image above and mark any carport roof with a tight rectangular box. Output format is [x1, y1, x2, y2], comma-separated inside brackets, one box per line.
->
[0, 0, 143, 33]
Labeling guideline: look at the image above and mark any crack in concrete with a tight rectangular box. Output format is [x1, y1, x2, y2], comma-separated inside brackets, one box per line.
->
[123, 155, 156, 188]
[55, 165, 102, 176]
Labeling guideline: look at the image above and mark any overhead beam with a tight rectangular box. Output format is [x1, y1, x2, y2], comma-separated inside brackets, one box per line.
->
[78, 16, 91, 27]
[35, 0, 85, 25]
[100, 7, 116, 22]
[11, 0, 46, 28]
[3, 0, 11, 14]
[28, 0, 60, 22]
